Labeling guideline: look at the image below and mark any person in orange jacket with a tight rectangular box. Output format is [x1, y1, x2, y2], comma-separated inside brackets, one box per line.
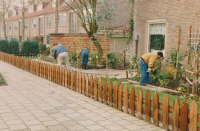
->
[139, 52, 163, 86]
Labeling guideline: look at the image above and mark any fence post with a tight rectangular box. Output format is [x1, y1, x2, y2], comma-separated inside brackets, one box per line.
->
[79, 72, 82, 93]
[94, 77, 97, 101]
[109, 81, 113, 107]
[137, 88, 143, 119]
[189, 100, 198, 131]
[71, 70, 73, 90]
[98, 78, 102, 102]
[180, 99, 188, 131]
[118, 82, 122, 111]
[153, 91, 159, 126]
[103, 79, 107, 105]
[113, 82, 118, 109]
[90, 75, 93, 98]
[145, 90, 151, 123]
[82, 74, 85, 94]
[123, 84, 128, 113]
[163, 94, 169, 130]
[86, 75, 89, 97]
[172, 98, 180, 131]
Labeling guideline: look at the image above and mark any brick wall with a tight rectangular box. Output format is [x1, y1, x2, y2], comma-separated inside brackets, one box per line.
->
[131, 0, 200, 57]
[50, 33, 110, 52]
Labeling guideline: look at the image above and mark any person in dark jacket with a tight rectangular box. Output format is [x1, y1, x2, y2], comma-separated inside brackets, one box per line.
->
[53, 43, 71, 70]
[77, 44, 89, 69]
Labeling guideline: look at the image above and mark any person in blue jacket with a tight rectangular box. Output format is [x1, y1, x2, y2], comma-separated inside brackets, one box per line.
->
[77, 44, 89, 69]
[53, 43, 71, 70]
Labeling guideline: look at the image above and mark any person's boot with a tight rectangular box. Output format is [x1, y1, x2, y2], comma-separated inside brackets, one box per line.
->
[85, 64, 87, 70]
[81, 64, 84, 69]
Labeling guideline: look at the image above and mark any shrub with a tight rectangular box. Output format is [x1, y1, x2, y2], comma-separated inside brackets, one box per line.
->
[0, 73, 6, 85]
[31, 41, 39, 54]
[21, 40, 39, 54]
[0, 39, 9, 53]
[106, 52, 117, 69]
[68, 50, 77, 63]
[39, 42, 47, 52]
[9, 38, 19, 55]
[88, 51, 98, 69]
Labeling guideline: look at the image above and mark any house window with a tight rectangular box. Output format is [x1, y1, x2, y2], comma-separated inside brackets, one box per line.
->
[32, 19, 37, 28]
[148, 23, 166, 54]
[47, 16, 53, 27]
[59, 14, 66, 26]
[14, 22, 18, 30]
[24, 20, 28, 29]
[70, 11, 78, 33]
[9, 23, 12, 30]
[47, 35, 50, 44]
[37, 4, 42, 11]
[14, 35, 18, 40]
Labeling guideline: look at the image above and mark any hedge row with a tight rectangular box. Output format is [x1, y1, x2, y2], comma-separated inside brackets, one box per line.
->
[0, 39, 40, 56]
[21, 40, 39, 54]
[0, 39, 19, 55]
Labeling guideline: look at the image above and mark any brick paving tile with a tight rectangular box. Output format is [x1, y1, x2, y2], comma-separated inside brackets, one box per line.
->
[0, 61, 167, 131]
[42, 120, 60, 126]
[85, 124, 105, 131]
[8, 124, 28, 130]
[104, 124, 124, 131]
[114, 120, 132, 126]
[67, 124, 86, 131]
[47, 125, 67, 131]
[72, 116, 89, 122]
[28, 125, 47, 131]
[98, 119, 115, 127]
[78, 120, 96, 126]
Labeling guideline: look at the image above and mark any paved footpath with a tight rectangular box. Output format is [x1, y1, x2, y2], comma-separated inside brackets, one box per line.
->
[0, 61, 166, 131]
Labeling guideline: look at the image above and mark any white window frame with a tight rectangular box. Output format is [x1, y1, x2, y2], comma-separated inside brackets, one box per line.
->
[32, 19, 37, 28]
[147, 19, 166, 56]
[37, 4, 43, 11]
[59, 14, 66, 26]
[14, 22, 18, 30]
[70, 10, 78, 33]
[5, 13, 8, 19]
[52, 0, 56, 8]
[9, 23, 12, 30]
[83, 9, 92, 24]
[24, 20, 28, 29]
[13, 10, 16, 17]
[47, 16, 53, 27]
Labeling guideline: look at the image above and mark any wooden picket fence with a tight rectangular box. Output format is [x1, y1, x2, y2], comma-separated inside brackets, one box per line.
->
[0, 51, 199, 131]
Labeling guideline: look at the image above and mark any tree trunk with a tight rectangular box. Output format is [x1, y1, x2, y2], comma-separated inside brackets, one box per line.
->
[22, 0, 25, 41]
[90, 37, 104, 60]
[55, 0, 58, 33]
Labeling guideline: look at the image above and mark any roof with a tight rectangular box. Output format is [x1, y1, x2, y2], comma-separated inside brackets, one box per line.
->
[5, 2, 68, 22]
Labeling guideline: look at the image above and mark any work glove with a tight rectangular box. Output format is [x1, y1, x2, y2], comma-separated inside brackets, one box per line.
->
[147, 68, 154, 72]
[77, 55, 79, 58]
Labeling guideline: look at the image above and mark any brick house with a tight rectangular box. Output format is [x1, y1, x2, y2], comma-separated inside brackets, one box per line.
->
[131, 0, 200, 57]
[1, 0, 131, 49]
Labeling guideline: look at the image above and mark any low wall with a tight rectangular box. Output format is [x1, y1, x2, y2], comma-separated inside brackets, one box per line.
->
[50, 33, 110, 52]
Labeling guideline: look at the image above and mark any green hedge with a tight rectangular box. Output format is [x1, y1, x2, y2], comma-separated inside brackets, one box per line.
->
[39, 42, 47, 52]
[21, 40, 39, 54]
[0, 39, 9, 53]
[9, 39, 19, 55]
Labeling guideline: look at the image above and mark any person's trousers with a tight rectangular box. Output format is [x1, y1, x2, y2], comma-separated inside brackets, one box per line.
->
[81, 51, 89, 65]
[57, 52, 71, 70]
[139, 59, 151, 85]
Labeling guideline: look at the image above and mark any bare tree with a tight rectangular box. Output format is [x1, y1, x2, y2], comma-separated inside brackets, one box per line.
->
[0, 0, 10, 39]
[49, 0, 59, 33]
[64, 0, 104, 59]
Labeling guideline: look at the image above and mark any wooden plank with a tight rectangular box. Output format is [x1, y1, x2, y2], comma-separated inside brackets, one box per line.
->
[137, 88, 143, 119]
[118, 82, 122, 111]
[109, 81, 113, 107]
[65, 69, 68, 88]
[153, 91, 159, 126]
[193, 59, 196, 94]
[103, 79, 107, 105]
[180, 99, 188, 131]
[79, 73, 82, 93]
[71, 70, 73, 90]
[130, 86, 135, 116]
[145, 90, 151, 123]
[94, 77, 98, 101]
[82, 74, 85, 95]
[68, 70, 70, 88]
[76, 72, 79, 92]
[172, 98, 180, 131]
[123, 84, 128, 113]
[98, 78, 103, 103]
[190, 100, 198, 131]
[90, 75, 93, 98]
[113, 81, 118, 109]
[74, 71, 77, 91]
[86, 75, 89, 96]
[162, 94, 169, 130]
